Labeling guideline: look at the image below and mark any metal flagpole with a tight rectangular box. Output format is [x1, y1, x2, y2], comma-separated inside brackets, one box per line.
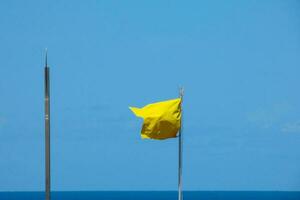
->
[44, 49, 51, 200]
[178, 87, 184, 200]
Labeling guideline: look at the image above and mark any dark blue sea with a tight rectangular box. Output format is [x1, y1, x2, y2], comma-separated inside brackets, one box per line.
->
[0, 191, 300, 200]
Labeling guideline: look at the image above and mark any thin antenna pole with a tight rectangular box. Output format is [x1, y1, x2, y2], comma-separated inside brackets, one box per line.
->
[178, 87, 184, 200]
[44, 49, 51, 200]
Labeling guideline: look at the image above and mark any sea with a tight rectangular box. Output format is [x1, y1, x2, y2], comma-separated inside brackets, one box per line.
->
[0, 191, 300, 200]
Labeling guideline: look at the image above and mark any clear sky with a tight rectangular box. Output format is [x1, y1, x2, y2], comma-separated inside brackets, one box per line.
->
[0, 0, 300, 191]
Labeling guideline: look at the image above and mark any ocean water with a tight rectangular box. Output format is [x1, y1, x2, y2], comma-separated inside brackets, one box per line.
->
[0, 191, 300, 200]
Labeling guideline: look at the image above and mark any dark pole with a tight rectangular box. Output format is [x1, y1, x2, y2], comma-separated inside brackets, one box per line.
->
[45, 49, 51, 200]
[178, 87, 184, 200]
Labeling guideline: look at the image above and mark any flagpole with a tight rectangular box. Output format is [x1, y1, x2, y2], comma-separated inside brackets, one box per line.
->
[178, 87, 184, 200]
[44, 49, 51, 200]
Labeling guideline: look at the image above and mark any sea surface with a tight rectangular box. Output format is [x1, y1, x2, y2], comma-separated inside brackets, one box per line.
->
[0, 191, 300, 200]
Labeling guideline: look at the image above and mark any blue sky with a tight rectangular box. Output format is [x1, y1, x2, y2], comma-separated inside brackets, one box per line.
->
[0, 0, 300, 191]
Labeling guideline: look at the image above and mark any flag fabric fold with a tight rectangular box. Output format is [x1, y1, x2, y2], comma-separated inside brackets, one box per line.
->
[129, 98, 181, 140]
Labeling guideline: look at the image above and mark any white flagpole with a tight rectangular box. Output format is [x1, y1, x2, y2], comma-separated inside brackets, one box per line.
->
[44, 49, 51, 200]
[178, 87, 184, 200]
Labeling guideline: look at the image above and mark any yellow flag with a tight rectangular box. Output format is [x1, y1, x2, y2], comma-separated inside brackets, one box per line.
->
[129, 98, 181, 140]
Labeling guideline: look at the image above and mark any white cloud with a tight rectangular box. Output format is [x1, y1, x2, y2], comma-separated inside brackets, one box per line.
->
[281, 120, 300, 133]
[246, 102, 292, 129]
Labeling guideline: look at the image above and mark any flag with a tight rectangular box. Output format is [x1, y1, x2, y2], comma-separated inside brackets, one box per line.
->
[130, 98, 181, 140]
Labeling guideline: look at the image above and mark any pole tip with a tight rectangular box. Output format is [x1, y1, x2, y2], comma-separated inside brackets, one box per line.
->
[179, 86, 184, 97]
